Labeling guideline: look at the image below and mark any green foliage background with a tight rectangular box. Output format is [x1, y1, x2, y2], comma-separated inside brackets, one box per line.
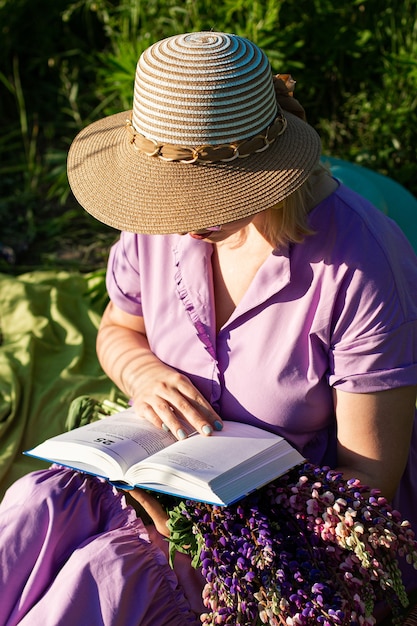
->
[1, 0, 416, 271]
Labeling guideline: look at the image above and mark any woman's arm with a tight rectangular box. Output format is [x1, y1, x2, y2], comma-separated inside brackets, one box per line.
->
[334, 385, 416, 500]
[96, 301, 222, 439]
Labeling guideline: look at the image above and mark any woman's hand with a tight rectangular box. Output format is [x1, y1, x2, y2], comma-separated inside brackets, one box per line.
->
[97, 301, 223, 439]
[127, 359, 223, 439]
[128, 489, 170, 537]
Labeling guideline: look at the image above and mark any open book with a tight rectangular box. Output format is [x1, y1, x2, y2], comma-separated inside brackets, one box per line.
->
[25, 409, 305, 506]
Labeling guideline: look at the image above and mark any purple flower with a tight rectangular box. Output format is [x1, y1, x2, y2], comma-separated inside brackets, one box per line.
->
[167, 463, 417, 626]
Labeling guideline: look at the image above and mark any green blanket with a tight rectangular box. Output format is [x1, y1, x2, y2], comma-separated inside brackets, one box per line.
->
[0, 270, 116, 498]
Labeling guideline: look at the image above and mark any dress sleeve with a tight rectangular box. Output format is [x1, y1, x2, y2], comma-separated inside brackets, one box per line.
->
[105, 232, 143, 316]
[327, 219, 417, 392]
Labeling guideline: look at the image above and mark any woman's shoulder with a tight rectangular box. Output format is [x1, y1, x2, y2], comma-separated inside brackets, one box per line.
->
[303, 183, 417, 321]
[295, 185, 417, 354]
[308, 182, 417, 264]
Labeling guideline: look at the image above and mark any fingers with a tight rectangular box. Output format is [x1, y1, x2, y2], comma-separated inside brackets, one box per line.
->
[136, 398, 222, 440]
[132, 376, 223, 439]
[128, 488, 170, 537]
[169, 389, 222, 437]
[139, 402, 176, 431]
[129, 366, 223, 439]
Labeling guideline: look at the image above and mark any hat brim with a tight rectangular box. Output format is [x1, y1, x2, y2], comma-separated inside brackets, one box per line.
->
[67, 110, 321, 234]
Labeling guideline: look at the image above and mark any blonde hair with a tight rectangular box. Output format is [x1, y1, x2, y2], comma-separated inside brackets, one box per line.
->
[262, 161, 329, 248]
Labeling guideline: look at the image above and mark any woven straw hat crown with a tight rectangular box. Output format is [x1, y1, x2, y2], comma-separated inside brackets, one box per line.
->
[67, 31, 322, 234]
[133, 31, 277, 145]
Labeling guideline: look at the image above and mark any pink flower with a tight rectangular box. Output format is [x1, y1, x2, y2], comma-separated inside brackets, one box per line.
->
[306, 498, 319, 516]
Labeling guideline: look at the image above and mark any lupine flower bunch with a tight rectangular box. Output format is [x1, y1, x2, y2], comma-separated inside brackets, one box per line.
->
[167, 464, 417, 626]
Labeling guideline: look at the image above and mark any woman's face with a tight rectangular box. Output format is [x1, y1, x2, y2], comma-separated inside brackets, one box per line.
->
[184, 215, 255, 242]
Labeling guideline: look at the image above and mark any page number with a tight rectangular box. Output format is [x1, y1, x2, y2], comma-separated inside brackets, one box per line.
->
[94, 437, 115, 446]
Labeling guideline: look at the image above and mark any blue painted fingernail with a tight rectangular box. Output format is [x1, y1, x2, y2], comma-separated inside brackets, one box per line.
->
[162, 423, 170, 432]
[214, 420, 223, 431]
[202, 424, 212, 435]
[177, 428, 187, 440]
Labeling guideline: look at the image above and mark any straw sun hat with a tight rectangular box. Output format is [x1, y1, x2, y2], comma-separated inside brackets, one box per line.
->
[67, 31, 322, 235]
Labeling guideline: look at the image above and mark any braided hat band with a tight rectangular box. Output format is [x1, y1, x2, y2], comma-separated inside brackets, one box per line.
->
[67, 32, 321, 235]
[125, 111, 287, 163]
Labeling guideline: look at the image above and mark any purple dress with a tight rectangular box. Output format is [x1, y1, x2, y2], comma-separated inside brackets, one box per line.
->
[0, 183, 416, 623]
[0, 466, 203, 626]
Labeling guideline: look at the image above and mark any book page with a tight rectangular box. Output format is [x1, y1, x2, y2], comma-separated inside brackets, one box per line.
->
[127, 422, 304, 504]
[25, 409, 177, 477]
[127, 421, 282, 485]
